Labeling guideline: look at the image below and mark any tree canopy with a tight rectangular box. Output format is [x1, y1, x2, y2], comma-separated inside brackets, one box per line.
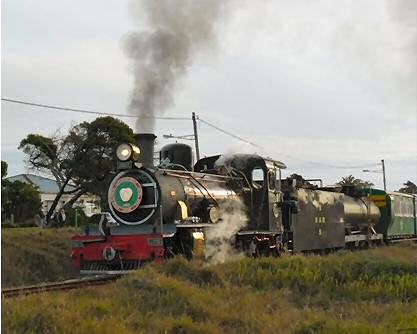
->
[337, 175, 374, 189]
[19, 116, 135, 223]
[1, 180, 41, 224]
[1, 160, 8, 178]
[398, 181, 417, 195]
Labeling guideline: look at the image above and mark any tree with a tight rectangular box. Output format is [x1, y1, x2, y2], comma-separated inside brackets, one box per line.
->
[398, 181, 417, 195]
[1, 160, 8, 179]
[338, 175, 374, 189]
[1, 180, 41, 223]
[19, 116, 135, 224]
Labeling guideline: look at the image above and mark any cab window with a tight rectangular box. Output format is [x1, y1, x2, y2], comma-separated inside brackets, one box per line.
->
[252, 167, 265, 189]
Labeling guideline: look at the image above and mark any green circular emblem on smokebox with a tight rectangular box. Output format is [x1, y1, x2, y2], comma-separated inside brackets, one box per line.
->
[110, 177, 143, 213]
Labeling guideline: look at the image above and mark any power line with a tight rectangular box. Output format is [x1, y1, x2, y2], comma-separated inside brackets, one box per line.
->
[2, 97, 383, 170]
[198, 117, 260, 147]
[1, 98, 190, 120]
[199, 116, 380, 170]
[299, 160, 381, 169]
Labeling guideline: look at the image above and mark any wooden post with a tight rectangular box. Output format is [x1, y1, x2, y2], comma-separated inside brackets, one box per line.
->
[192, 112, 200, 161]
[381, 159, 386, 192]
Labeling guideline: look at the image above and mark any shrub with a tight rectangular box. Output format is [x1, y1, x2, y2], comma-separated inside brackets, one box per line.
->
[2, 245, 417, 333]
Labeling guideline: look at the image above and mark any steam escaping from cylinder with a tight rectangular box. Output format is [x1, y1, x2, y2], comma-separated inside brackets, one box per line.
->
[125, 0, 224, 132]
[205, 199, 247, 264]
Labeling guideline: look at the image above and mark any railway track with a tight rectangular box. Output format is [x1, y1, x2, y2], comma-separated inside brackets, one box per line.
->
[2, 275, 121, 299]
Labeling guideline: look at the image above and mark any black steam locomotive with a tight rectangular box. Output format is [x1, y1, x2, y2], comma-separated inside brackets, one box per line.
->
[71, 134, 414, 274]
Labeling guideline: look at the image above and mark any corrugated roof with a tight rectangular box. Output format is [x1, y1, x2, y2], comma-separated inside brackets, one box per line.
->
[5, 174, 76, 194]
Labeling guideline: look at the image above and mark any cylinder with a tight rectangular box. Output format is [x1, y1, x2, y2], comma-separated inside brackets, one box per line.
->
[134, 133, 156, 168]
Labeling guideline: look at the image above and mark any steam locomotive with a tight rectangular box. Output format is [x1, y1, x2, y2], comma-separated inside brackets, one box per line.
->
[71, 134, 417, 274]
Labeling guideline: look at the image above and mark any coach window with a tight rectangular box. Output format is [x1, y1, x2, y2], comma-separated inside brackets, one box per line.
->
[252, 167, 265, 189]
[405, 199, 411, 217]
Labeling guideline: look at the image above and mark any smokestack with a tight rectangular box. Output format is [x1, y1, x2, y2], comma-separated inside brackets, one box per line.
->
[134, 133, 156, 168]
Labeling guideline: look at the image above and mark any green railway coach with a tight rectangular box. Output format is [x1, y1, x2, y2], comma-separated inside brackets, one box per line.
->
[367, 189, 417, 240]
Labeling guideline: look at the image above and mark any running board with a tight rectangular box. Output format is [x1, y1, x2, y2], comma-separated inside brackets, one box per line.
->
[389, 237, 417, 243]
[345, 234, 383, 243]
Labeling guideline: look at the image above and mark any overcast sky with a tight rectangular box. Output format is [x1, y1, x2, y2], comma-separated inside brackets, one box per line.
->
[2, 0, 416, 190]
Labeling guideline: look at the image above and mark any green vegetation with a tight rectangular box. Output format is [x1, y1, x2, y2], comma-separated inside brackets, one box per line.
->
[398, 180, 417, 195]
[1, 180, 42, 225]
[337, 175, 374, 188]
[2, 160, 8, 178]
[3, 245, 417, 334]
[19, 116, 135, 224]
[1, 228, 78, 287]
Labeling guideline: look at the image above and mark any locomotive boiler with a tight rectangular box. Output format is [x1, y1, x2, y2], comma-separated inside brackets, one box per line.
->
[108, 135, 240, 228]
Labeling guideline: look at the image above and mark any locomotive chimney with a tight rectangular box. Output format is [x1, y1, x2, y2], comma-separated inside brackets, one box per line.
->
[134, 133, 156, 168]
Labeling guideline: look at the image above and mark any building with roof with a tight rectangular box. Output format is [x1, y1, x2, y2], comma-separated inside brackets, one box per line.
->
[5, 174, 101, 217]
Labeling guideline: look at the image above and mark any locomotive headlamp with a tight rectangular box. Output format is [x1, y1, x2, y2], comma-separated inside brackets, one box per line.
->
[116, 143, 131, 161]
[116, 143, 140, 162]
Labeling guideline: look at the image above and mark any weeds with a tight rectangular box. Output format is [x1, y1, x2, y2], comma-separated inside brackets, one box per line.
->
[1, 228, 78, 287]
[2, 242, 417, 333]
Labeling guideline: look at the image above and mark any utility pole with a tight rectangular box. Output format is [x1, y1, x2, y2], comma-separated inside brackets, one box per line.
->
[381, 159, 386, 192]
[192, 112, 200, 161]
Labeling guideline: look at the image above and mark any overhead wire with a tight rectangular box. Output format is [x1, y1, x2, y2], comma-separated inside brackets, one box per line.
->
[198, 118, 260, 147]
[1, 98, 189, 120]
[198, 116, 380, 170]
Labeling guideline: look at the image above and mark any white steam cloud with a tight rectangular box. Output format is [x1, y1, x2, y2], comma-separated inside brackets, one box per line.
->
[205, 198, 247, 263]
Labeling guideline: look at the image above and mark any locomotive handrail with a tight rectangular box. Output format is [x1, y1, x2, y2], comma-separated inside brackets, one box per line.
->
[160, 168, 242, 181]
[188, 173, 219, 206]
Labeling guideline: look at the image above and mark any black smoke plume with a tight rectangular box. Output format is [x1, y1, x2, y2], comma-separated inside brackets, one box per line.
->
[125, 0, 223, 132]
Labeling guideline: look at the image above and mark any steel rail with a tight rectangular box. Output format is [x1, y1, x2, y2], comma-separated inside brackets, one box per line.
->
[2, 275, 121, 299]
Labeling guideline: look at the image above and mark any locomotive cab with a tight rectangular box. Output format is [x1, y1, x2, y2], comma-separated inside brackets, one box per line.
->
[195, 154, 287, 256]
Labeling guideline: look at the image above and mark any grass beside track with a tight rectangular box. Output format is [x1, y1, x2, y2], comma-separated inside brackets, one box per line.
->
[3, 244, 417, 334]
[1, 227, 78, 288]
